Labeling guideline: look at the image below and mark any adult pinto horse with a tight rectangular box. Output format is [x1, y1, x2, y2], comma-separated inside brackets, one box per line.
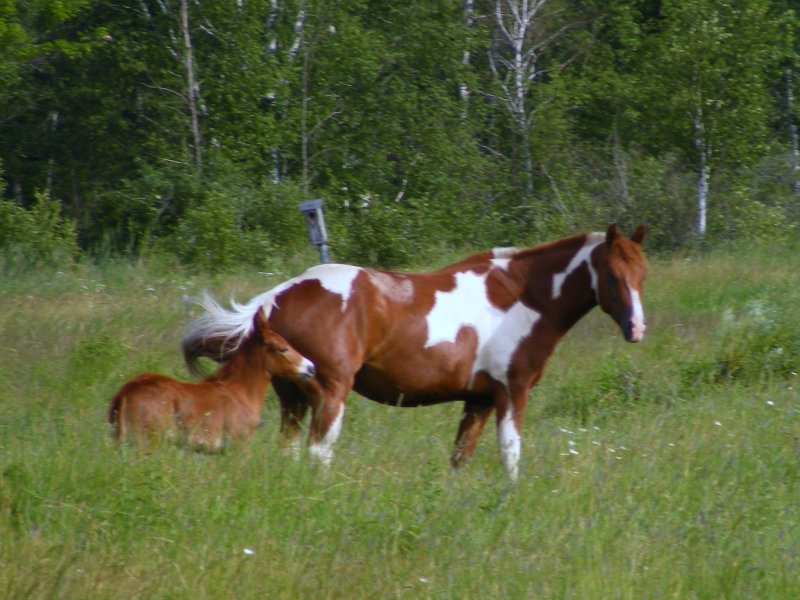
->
[183, 224, 647, 479]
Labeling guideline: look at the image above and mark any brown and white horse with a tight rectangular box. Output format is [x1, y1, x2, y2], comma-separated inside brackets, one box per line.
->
[183, 224, 647, 478]
[109, 309, 316, 452]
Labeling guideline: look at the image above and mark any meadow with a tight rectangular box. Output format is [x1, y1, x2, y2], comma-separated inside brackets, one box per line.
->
[1, 241, 799, 599]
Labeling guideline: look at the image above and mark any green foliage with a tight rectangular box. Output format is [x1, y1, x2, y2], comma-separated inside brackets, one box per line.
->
[0, 192, 81, 273]
[683, 299, 800, 386]
[166, 191, 260, 273]
[0, 0, 798, 268]
[333, 200, 420, 268]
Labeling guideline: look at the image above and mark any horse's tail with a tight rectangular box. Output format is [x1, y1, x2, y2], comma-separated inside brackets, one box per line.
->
[108, 392, 126, 442]
[182, 290, 278, 377]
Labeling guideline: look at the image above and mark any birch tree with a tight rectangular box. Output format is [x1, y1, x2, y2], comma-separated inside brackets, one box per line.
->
[179, 0, 202, 173]
[489, 0, 574, 196]
[644, 0, 773, 238]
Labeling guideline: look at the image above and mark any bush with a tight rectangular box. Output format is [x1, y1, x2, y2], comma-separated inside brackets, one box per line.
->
[682, 299, 800, 386]
[0, 192, 81, 273]
[163, 190, 282, 273]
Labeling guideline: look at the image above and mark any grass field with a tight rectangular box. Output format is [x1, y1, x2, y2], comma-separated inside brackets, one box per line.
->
[1, 242, 799, 599]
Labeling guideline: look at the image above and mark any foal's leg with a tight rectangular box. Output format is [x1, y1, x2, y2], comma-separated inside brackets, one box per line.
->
[273, 379, 309, 459]
[451, 400, 494, 470]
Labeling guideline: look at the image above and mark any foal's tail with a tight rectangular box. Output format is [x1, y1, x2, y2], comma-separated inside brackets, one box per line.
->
[108, 392, 126, 442]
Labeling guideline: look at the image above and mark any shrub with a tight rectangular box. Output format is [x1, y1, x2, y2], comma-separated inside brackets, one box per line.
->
[0, 192, 81, 274]
[682, 299, 800, 387]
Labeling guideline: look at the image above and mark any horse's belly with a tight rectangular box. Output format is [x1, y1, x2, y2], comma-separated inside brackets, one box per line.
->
[353, 361, 476, 407]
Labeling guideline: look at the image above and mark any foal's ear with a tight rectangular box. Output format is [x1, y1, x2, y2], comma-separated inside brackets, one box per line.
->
[631, 224, 646, 245]
[253, 307, 269, 339]
[605, 223, 620, 246]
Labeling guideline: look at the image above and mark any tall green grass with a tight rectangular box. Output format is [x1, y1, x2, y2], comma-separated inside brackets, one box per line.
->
[1, 242, 799, 598]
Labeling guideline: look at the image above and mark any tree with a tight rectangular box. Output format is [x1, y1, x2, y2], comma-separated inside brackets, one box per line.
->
[639, 0, 774, 238]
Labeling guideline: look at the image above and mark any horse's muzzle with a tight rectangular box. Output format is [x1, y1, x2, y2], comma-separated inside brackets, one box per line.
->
[623, 318, 646, 343]
[299, 359, 316, 379]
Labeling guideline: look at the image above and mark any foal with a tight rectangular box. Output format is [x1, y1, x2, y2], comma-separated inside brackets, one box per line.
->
[108, 308, 316, 452]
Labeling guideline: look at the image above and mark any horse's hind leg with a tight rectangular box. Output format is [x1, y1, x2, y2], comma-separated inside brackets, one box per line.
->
[451, 400, 494, 470]
[273, 379, 310, 459]
[307, 380, 348, 467]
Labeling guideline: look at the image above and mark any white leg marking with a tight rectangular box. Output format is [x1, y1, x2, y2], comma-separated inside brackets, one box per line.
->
[498, 410, 521, 482]
[629, 287, 646, 341]
[309, 403, 345, 467]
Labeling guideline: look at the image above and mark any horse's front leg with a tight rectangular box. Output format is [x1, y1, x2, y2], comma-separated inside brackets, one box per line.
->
[494, 382, 533, 482]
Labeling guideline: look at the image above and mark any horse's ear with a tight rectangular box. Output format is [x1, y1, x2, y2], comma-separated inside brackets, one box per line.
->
[631, 224, 646, 245]
[605, 223, 620, 247]
[253, 308, 268, 339]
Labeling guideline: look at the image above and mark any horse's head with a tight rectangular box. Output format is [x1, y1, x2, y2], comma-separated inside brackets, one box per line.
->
[253, 309, 316, 380]
[595, 224, 648, 343]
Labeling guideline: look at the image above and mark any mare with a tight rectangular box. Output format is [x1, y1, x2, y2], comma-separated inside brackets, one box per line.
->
[182, 224, 647, 478]
[109, 308, 316, 452]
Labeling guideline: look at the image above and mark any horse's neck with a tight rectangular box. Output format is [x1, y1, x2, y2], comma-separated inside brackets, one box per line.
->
[514, 237, 601, 333]
[209, 347, 270, 405]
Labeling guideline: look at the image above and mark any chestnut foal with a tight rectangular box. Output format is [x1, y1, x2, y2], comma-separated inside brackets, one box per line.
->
[108, 308, 316, 451]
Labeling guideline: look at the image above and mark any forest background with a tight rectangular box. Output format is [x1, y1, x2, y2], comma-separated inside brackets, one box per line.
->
[1, 0, 799, 273]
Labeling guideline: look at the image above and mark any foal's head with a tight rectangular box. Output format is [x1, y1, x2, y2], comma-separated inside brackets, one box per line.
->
[252, 309, 316, 380]
[595, 224, 648, 343]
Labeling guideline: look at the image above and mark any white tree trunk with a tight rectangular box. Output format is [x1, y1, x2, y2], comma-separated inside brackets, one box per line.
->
[180, 0, 202, 173]
[786, 68, 800, 197]
[693, 107, 709, 238]
[491, 0, 549, 197]
[459, 0, 474, 117]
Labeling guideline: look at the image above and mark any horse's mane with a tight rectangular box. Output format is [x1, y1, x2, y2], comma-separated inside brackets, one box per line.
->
[182, 289, 277, 376]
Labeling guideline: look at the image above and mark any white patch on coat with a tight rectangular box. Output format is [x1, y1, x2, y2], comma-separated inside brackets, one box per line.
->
[491, 257, 511, 271]
[629, 287, 646, 341]
[258, 263, 362, 314]
[492, 247, 519, 258]
[424, 269, 541, 388]
[367, 270, 414, 304]
[551, 233, 604, 299]
[498, 411, 521, 481]
[425, 271, 505, 348]
[309, 402, 345, 466]
[470, 301, 540, 388]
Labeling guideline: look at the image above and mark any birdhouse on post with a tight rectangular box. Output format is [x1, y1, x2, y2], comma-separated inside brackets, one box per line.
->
[298, 199, 329, 263]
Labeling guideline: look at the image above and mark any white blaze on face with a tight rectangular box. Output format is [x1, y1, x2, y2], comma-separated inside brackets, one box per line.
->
[309, 402, 345, 466]
[551, 233, 604, 299]
[629, 286, 646, 341]
[498, 410, 521, 481]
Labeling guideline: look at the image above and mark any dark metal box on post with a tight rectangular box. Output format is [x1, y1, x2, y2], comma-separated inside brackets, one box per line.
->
[298, 199, 329, 264]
